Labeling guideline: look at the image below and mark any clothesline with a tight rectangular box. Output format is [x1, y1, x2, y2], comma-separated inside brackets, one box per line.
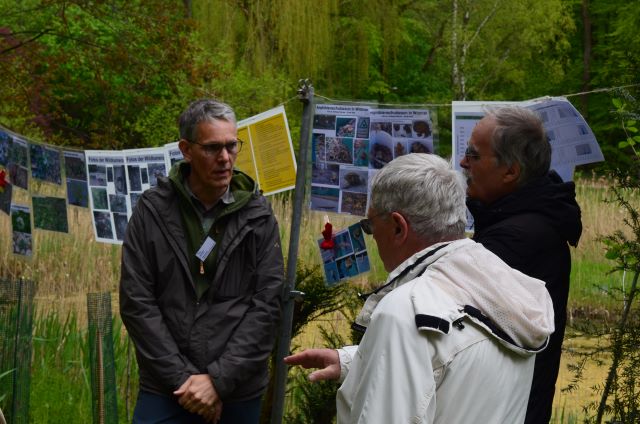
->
[276, 82, 640, 108]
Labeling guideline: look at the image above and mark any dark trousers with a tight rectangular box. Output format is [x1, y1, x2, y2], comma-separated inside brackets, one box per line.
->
[133, 390, 262, 424]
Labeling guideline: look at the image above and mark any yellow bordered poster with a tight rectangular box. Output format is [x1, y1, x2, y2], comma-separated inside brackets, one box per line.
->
[236, 105, 297, 195]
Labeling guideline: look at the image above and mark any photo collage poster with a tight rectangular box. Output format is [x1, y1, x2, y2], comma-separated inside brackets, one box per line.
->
[124, 147, 169, 212]
[318, 222, 371, 285]
[310, 104, 435, 217]
[85, 151, 130, 244]
[11, 204, 32, 257]
[64, 150, 89, 208]
[451, 97, 604, 180]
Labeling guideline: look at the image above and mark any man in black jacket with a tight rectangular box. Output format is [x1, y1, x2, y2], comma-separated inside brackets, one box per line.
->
[460, 106, 582, 424]
[120, 99, 284, 424]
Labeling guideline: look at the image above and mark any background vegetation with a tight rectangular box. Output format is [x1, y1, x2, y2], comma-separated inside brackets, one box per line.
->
[1, 0, 640, 422]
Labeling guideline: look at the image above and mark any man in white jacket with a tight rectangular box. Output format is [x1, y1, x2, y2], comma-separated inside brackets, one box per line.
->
[285, 153, 555, 423]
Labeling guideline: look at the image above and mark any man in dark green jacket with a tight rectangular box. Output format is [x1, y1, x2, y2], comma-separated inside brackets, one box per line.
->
[120, 99, 284, 424]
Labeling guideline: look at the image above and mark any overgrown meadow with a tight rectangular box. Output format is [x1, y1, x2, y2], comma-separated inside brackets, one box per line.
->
[0, 173, 636, 423]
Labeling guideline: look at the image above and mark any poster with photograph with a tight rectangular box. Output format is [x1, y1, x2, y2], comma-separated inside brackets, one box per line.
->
[451, 98, 603, 178]
[0, 130, 10, 166]
[311, 104, 435, 216]
[0, 182, 12, 215]
[528, 98, 604, 169]
[85, 150, 129, 244]
[369, 108, 435, 168]
[124, 147, 168, 211]
[30, 142, 62, 185]
[32, 195, 69, 233]
[7, 136, 29, 190]
[318, 222, 370, 285]
[64, 150, 89, 207]
[164, 141, 183, 168]
[11, 204, 32, 257]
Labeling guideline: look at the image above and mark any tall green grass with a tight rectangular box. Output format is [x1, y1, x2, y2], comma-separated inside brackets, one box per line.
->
[0, 175, 636, 422]
[27, 311, 136, 423]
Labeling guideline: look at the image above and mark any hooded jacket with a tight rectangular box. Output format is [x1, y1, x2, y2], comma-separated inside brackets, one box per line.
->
[119, 163, 284, 402]
[336, 239, 554, 423]
[467, 171, 582, 424]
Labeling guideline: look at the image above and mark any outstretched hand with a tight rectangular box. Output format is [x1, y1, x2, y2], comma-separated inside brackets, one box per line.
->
[284, 348, 340, 382]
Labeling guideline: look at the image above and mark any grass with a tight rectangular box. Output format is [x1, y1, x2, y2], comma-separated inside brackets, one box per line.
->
[0, 174, 638, 422]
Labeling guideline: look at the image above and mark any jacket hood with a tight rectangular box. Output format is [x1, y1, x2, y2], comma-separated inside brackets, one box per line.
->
[356, 239, 555, 356]
[468, 171, 582, 247]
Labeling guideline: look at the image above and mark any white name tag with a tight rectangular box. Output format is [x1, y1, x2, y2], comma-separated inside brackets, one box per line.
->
[195, 236, 216, 261]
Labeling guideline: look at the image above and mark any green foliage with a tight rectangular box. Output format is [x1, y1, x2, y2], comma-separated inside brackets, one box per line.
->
[567, 93, 640, 423]
[0, 0, 638, 172]
[28, 312, 137, 423]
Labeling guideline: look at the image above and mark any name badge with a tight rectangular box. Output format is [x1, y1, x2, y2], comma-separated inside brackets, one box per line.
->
[196, 236, 216, 262]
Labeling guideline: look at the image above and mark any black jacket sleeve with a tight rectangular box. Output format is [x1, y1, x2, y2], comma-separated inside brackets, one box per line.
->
[119, 201, 200, 393]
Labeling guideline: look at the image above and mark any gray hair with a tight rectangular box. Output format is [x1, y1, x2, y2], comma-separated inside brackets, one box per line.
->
[487, 106, 551, 185]
[369, 153, 467, 242]
[178, 99, 237, 142]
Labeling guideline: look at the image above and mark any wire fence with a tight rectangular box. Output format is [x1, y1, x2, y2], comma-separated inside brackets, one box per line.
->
[0, 278, 36, 424]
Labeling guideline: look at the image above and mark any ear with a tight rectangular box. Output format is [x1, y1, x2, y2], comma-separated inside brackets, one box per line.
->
[178, 139, 192, 162]
[390, 212, 410, 244]
[502, 161, 521, 185]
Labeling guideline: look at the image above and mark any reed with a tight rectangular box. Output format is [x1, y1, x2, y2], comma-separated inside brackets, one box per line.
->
[0, 175, 634, 422]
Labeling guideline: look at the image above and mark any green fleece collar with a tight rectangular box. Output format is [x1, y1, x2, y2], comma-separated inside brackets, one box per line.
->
[169, 160, 257, 216]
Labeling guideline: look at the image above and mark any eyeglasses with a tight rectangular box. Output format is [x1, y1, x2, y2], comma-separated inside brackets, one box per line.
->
[464, 146, 481, 161]
[190, 139, 243, 156]
[359, 212, 388, 235]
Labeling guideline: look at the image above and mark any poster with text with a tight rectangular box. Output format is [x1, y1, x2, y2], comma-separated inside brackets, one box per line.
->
[164, 141, 183, 169]
[311, 104, 435, 216]
[85, 150, 129, 244]
[318, 222, 370, 285]
[236, 105, 296, 195]
[124, 147, 168, 211]
[11, 204, 32, 257]
[64, 150, 89, 208]
[451, 98, 603, 179]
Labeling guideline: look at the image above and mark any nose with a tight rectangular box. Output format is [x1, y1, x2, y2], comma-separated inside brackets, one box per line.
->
[217, 147, 231, 162]
[459, 154, 469, 169]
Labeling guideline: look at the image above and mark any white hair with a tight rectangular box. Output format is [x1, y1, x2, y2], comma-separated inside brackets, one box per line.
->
[369, 154, 467, 242]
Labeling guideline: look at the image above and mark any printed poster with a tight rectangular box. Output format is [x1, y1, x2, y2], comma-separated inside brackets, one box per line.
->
[124, 147, 168, 211]
[311, 104, 435, 216]
[11, 204, 32, 257]
[0, 130, 10, 166]
[451, 97, 604, 179]
[30, 142, 62, 185]
[236, 105, 296, 195]
[7, 136, 29, 190]
[64, 150, 89, 208]
[318, 223, 371, 285]
[0, 182, 11, 215]
[32, 195, 69, 233]
[85, 150, 129, 244]
[164, 141, 183, 168]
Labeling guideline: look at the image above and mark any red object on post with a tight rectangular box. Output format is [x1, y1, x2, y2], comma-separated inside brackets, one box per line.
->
[320, 222, 335, 249]
[0, 169, 6, 192]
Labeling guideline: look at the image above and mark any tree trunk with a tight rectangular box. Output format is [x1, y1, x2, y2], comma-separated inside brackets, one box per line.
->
[581, 0, 591, 118]
[183, 0, 192, 19]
